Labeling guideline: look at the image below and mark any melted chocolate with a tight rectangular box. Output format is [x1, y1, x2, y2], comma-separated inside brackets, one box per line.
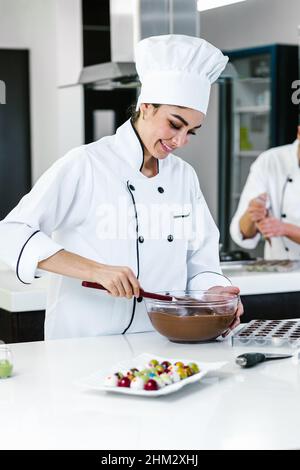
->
[149, 310, 235, 343]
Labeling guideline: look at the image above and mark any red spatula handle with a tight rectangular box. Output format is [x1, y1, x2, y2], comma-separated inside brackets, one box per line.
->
[81, 281, 173, 301]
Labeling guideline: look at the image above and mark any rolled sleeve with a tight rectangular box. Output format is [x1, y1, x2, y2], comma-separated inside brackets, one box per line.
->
[230, 214, 261, 249]
[16, 231, 63, 284]
[229, 152, 269, 250]
[0, 147, 91, 284]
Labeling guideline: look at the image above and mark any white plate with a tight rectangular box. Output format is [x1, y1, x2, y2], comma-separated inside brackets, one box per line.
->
[78, 353, 227, 397]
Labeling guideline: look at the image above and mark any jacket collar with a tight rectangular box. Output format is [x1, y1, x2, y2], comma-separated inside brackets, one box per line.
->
[290, 139, 300, 171]
[114, 118, 161, 175]
[295, 139, 300, 167]
[114, 118, 145, 172]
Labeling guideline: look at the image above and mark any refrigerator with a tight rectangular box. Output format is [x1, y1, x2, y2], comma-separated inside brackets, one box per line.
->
[218, 44, 299, 256]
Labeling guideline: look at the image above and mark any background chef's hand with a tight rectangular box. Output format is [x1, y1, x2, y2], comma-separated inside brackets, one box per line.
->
[255, 217, 286, 238]
[207, 285, 244, 336]
[247, 192, 268, 222]
[93, 264, 140, 299]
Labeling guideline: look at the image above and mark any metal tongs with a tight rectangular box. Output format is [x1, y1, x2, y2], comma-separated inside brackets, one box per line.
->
[236, 352, 292, 368]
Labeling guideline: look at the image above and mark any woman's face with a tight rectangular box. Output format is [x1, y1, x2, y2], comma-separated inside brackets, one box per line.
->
[138, 104, 205, 159]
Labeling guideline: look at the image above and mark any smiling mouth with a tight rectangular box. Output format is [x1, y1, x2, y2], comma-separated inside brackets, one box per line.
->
[160, 140, 173, 153]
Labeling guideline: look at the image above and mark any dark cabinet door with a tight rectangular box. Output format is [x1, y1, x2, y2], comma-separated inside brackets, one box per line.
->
[0, 308, 45, 343]
[0, 49, 31, 220]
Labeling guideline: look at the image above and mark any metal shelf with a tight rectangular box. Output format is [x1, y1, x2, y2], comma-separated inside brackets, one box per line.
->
[238, 150, 264, 157]
[236, 77, 270, 84]
[83, 26, 110, 32]
[234, 106, 270, 113]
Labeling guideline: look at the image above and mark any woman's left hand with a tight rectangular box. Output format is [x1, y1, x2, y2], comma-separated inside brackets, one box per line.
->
[255, 217, 286, 238]
[207, 285, 244, 336]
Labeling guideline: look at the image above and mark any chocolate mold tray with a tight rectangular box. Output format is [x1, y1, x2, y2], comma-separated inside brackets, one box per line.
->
[231, 319, 300, 348]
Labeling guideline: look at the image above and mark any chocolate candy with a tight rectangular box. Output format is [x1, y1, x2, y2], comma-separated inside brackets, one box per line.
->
[104, 358, 201, 391]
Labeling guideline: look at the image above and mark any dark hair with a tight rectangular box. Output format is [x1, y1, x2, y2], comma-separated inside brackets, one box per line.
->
[128, 103, 161, 123]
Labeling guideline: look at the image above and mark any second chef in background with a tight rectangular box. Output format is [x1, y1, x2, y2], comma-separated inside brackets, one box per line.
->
[230, 127, 300, 259]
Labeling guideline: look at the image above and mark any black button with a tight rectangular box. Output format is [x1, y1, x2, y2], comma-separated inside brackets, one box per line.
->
[281, 214, 287, 218]
[136, 297, 143, 303]
[285, 247, 289, 252]
[129, 184, 135, 191]
[138, 236, 144, 243]
[167, 235, 174, 242]
[158, 187, 164, 193]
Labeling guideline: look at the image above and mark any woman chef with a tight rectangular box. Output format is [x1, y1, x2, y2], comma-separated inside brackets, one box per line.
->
[230, 127, 300, 260]
[0, 35, 243, 339]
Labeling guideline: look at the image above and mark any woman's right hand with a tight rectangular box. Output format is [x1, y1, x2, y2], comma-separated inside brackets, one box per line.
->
[247, 192, 268, 223]
[92, 264, 141, 299]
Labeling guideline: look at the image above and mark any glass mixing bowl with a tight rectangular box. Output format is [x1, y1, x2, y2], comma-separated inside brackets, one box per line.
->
[144, 290, 238, 343]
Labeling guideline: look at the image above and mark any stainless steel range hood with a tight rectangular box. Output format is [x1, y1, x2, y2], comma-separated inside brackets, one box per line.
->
[78, 62, 138, 90]
[77, 0, 237, 90]
[78, 0, 200, 90]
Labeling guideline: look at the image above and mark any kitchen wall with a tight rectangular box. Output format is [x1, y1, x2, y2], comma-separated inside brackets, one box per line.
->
[175, 84, 219, 221]
[201, 0, 300, 49]
[56, 0, 84, 160]
[177, 0, 300, 221]
[0, 0, 83, 183]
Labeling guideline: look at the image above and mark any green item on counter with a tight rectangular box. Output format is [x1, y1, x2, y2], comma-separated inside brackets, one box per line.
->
[240, 127, 253, 150]
[0, 359, 13, 378]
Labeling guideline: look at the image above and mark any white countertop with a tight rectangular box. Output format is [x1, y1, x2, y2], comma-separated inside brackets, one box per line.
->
[1, 331, 300, 450]
[222, 264, 300, 295]
[1, 263, 300, 312]
[0, 269, 48, 312]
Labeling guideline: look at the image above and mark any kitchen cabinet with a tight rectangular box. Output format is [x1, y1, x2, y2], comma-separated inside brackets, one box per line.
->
[82, 0, 110, 67]
[241, 292, 300, 323]
[0, 49, 31, 220]
[0, 269, 46, 343]
[0, 308, 44, 343]
[81, 0, 136, 143]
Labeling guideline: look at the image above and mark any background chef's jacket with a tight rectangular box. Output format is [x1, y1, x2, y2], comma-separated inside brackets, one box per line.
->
[230, 140, 300, 259]
[0, 119, 226, 339]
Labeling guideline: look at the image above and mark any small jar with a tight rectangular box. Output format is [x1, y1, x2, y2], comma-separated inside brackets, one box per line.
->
[0, 344, 13, 378]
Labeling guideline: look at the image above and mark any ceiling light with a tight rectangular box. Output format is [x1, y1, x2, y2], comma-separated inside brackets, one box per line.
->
[197, 0, 246, 12]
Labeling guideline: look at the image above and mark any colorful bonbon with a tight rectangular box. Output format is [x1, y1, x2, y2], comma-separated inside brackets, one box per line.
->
[104, 358, 200, 391]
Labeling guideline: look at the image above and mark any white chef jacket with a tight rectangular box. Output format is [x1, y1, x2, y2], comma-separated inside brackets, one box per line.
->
[230, 140, 300, 259]
[0, 119, 224, 339]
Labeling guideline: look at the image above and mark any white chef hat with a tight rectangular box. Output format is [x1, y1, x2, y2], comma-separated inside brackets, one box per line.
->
[135, 34, 228, 114]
